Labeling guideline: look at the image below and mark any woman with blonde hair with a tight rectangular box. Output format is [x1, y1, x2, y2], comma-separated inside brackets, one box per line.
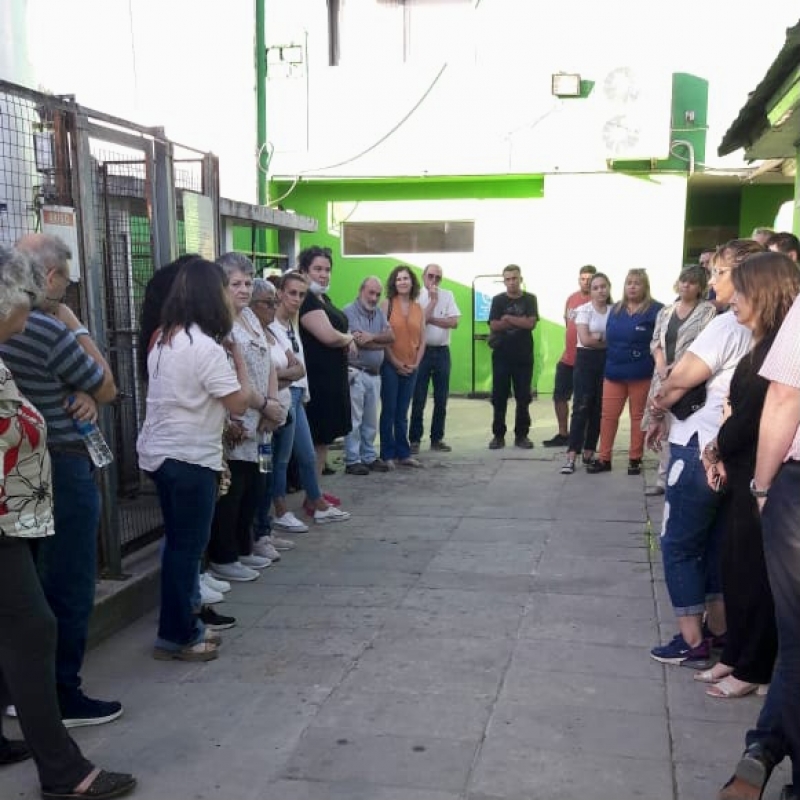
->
[587, 268, 662, 474]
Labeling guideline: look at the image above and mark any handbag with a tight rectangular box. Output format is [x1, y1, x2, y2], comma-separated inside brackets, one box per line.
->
[671, 382, 707, 421]
[487, 331, 503, 350]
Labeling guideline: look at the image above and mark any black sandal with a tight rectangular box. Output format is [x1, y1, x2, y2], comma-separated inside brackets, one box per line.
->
[41, 770, 136, 799]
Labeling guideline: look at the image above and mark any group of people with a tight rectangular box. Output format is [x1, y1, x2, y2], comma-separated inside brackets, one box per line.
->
[540, 230, 800, 800]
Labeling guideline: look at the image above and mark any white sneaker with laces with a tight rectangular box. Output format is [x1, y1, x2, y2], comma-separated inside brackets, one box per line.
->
[264, 534, 295, 551]
[314, 506, 351, 524]
[240, 553, 272, 569]
[252, 539, 281, 561]
[208, 561, 260, 582]
[200, 581, 224, 605]
[201, 572, 231, 594]
[272, 512, 309, 533]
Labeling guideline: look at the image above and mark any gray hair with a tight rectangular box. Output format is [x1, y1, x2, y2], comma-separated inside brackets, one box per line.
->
[252, 278, 276, 299]
[16, 233, 71, 296]
[0, 245, 39, 318]
[216, 251, 255, 278]
[359, 275, 383, 292]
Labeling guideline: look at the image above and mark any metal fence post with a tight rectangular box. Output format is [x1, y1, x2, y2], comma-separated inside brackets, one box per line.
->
[70, 109, 125, 579]
[151, 127, 178, 267]
[201, 153, 221, 259]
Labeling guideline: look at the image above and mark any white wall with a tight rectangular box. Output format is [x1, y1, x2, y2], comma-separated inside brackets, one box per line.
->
[265, 0, 800, 179]
[5, 0, 258, 203]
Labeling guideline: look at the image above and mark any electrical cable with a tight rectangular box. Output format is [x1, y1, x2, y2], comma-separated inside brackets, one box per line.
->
[267, 62, 449, 207]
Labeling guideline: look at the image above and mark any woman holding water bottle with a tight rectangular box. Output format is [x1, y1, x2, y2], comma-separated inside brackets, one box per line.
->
[207, 254, 286, 584]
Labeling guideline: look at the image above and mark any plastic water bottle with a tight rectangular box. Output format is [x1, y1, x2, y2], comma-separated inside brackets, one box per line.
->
[69, 398, 114, 468]
[258, 431, 273, 474]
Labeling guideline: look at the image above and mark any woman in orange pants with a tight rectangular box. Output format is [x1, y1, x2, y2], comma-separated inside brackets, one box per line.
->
[587, 269, 663, 475]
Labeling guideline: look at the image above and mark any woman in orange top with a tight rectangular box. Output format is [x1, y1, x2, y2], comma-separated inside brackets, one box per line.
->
[379, 266, 426, 468]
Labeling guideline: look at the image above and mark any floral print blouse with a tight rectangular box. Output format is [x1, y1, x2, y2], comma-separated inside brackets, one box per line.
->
[0, 358, 55, 539]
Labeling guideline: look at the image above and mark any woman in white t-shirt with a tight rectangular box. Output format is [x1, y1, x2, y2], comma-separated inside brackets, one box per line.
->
[560, 273, 612, 474]
[137, 259, 273, 662]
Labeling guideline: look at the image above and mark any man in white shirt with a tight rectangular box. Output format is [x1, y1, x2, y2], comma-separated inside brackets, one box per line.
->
[410, 264, 461, 453]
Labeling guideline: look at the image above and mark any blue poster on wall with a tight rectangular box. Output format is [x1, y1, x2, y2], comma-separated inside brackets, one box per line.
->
[473, 275, 505, 322]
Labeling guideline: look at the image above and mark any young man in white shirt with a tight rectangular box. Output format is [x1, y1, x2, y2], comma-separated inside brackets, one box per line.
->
[410, 264, 461, 453]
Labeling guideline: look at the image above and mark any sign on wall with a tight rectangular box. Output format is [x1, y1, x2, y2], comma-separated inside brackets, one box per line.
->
[41, 206, 81, 281]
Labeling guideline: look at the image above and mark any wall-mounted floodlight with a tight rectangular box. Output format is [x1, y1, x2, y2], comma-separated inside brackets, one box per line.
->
[551, 73, 582, 98]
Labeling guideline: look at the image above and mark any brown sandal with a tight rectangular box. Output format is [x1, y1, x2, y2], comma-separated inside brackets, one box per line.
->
[152, 641, 218, 662]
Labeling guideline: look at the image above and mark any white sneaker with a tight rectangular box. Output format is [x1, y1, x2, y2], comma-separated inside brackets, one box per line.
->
[201, 572, 231, 594]
[272, 512, 309, 533]
[313, 506, 351, 524]
[239, 553, 272, 569]
[200, 581, 224, 605]
[252, 538, 281, 561]
[264, 534, 294, 551]
[208, 561, 260, 582]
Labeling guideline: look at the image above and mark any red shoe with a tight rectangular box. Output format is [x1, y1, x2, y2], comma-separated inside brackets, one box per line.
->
[323, 493, 341, 507]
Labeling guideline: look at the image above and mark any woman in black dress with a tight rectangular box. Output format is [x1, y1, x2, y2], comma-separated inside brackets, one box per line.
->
[698, 251, 800, 698]
[297, 246, 354, 490]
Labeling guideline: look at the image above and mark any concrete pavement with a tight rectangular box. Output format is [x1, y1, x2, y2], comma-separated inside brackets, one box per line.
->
[1, 398, 790, 800]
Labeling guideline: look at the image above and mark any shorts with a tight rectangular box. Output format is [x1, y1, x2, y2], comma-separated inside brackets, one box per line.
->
[553, 361, 574, 402]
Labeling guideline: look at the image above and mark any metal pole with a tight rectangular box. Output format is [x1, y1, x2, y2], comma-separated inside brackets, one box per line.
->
[256, 0, 268, 256]
[151, 126, 178, 267]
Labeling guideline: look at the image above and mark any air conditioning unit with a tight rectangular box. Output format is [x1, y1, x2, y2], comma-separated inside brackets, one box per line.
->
[598, 66, 672, 161]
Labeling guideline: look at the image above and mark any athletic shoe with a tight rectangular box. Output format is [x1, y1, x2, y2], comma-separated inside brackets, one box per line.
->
[514, 436, 534, 449]
[543, 434, 569, 448]
[208, 561, 260, 582]
[199, 605, 237, 631]
[488, 437, 505, 450]
[430, 440, 452, 452]
[314, 506, 351, 524]
[650, 633, 710, 664]
[272, 512, 309, 534]
[323, 493, 342, 506]
[560, 459, 576, 475]
[263, 534, 295, 551]
[199, 581, 224, 605]
[239, 553, 272, 570]
[201, 572, 231, 594]
[345, 463, 370, 476]
[367, 458, 391, 473]
[252, 538, 281, 561]
[586, 459, 612, 473]
[59, 692, 123, 729]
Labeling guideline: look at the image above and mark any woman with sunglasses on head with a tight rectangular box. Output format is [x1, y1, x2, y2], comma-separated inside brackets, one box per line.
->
[249, 278, 299, 554]
[269, 272, 350, 531]
[647, 239, 765, 666]
[693, 253, 799, 701]
[587, 268, 662, 475]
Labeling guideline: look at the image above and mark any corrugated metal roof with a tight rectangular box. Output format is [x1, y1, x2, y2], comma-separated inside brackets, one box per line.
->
[718, 20, 800, 157]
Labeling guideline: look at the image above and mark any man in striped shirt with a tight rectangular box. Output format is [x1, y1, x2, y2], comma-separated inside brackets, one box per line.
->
[0, 234, 119, 729]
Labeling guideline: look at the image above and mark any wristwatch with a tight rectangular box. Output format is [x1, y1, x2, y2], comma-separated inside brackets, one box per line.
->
[749, 478, 769, 499]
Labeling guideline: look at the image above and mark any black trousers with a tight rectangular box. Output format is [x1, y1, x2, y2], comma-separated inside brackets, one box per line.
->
[0, 538, 92, 791]
[718, 464, 777, 684]
[567, 348, 606, 454]
[491, 353, 533, 438]
[208, 460, 260, 564]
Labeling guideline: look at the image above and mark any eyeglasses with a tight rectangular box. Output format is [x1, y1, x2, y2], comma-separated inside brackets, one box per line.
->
[254, 298, 277, 308]
[286, 325, 300, 353]
[23, 289, 37, 304]
[711, 268, 731, 278]
[427, 274, 443, 283]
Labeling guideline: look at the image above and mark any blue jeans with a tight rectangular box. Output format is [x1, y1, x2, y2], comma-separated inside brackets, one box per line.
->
[271, 386, 321, 502]
[344, 370, 380, 466]
[410, 345, 451, 444]
[660, 436, 723, 616]
[149, 459, 217, 649]
[760, 460, 800, 786]
[379, 362, 418, 461]
[36, 452, 100, 700]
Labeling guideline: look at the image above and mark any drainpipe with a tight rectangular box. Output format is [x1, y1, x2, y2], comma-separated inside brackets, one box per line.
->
[256, 0, 268, 254]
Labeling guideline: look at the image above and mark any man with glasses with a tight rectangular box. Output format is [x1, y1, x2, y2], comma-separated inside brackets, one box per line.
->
[410, 264, 461, 454]
[342, 277, 395, 474]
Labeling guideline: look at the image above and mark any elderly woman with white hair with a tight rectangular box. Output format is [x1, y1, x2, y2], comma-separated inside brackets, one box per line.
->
[0, 245, 135, 799]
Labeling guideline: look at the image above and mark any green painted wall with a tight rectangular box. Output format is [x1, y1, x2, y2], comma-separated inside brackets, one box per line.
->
[270, 177, 548, 395]
[739, 184, 794, 236]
